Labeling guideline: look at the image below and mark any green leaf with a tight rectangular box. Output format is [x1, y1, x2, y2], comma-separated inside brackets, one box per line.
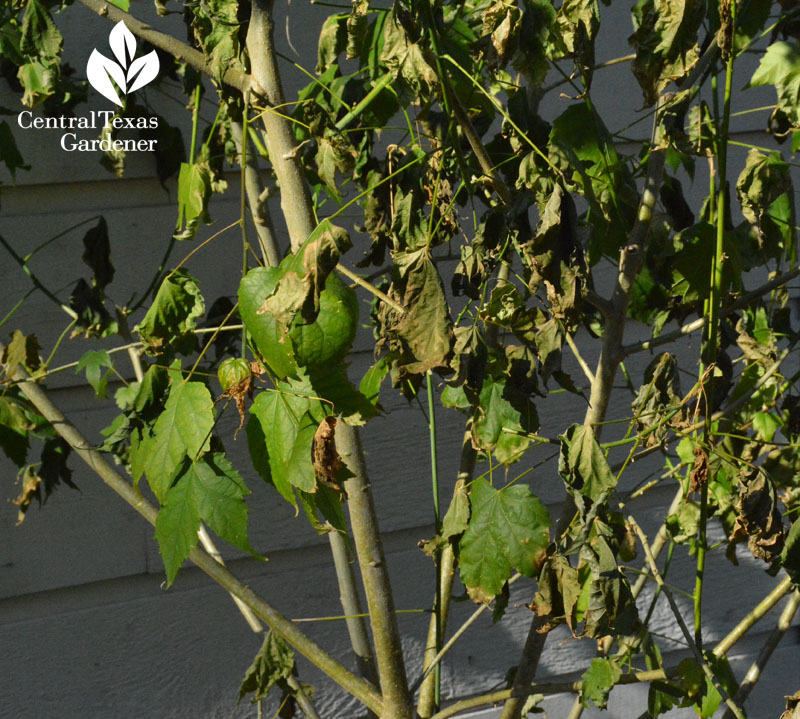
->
[192, 0, 246, 82]
[303, 366, 376, 426]
[359, 357, 390, 410]
[0, 121, 29, 180]
[75, 349, 113, 398]
[17, 60, 57, 107]
[471, 376, 539, 465]
[749, 41, 800, 129]
[249, 387, 324, 495]
[316, 12, 348, 73]
[135, 270, 205, 356]
[154, 453, 251, 585]
[580, 657, 622, 709]
[629, 0, 704, 107]
[106, 0, 130, 9]
[20, 0, 62, 59]
[174, 162, 212, 241]
[559, 423, 617, 504]
[631, 352, 685, 447]
[0, 395, 30, 467]
[552, 0, 600, 76]
[420, 479, 470, 555]
[238, 631, 294, 704]
[246, 412, 295, 507]
[735, 149, 795, 259]
[459, 478, 551, 602]
[142, 380, 215, 502]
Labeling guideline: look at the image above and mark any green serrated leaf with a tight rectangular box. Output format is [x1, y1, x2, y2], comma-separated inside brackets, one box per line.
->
[359, 357, 389, 409]
[20, 0, 62, 59]
[380, 8, 438, 101]
[155, 453, 251, 585]
[249, 387, 324, 495]
[581, 657, 622, 709]
[749, 41, 800, 129]
[174, 162, 212, 241]
[75, 349, 113, 398]
[143, 380, 215, 502]
[459, 478, 550, 602]
[471, 376, 539, 465]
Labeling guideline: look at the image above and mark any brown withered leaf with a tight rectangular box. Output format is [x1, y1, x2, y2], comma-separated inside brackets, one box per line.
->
[312, 416, 344, 498]
[730, 467, 785, 564]
[13, 466, 42, 525]
[781, 690, 800, 719]
[631, 353, 687, 448]
[218, 373, 254, 439]
[2, 330, 42, 378]
[689, 446, 709, 494]
[531, 553, 582, 635]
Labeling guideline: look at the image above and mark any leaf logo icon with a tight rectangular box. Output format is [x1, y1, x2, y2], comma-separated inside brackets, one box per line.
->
[86, 21, 159, 106]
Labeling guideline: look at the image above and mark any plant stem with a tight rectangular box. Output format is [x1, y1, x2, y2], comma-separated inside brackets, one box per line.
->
[246, 5, 407, 711]
[628, 516, 746, 719]
[230, 118, 280, 267]
[1, 346, 383, 716]
[328, 529, 380, 691]
[428, 371, 442, 711]
[721, 589, 800, 718]
[498, 617, 547, 719]
[338, 423, 414, 719]
[620, 266, 800, 357]
[418, 430, 476, 717]
[713, 575, 795, 657]
[247, 0, 316, 250]
[697, 4, 736, 650]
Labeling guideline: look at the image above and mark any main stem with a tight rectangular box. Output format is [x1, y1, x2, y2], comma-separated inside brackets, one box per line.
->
[246, 3, 413, 716]
[339, 424, 414, 719]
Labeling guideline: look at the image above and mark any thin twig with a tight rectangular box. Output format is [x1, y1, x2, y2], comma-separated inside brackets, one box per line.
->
[564, 332, 595, 384]
[337, 264, 406, 315]
[621, 267, 800, 357]
[628, 516, 746, 719]
[721, 589, 800, 717]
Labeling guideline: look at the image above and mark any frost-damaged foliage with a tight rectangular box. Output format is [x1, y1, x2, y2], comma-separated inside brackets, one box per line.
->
[2, 0, 800, 717]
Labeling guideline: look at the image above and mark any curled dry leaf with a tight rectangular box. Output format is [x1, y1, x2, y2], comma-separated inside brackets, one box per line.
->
[312, 416, 344, 498]
[13, 466, 42, 525]
[781, 690, 800, 719]
[689, 445, 709, 494]
[730, 467, 785, 563]
[218, 371, 254, 439]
